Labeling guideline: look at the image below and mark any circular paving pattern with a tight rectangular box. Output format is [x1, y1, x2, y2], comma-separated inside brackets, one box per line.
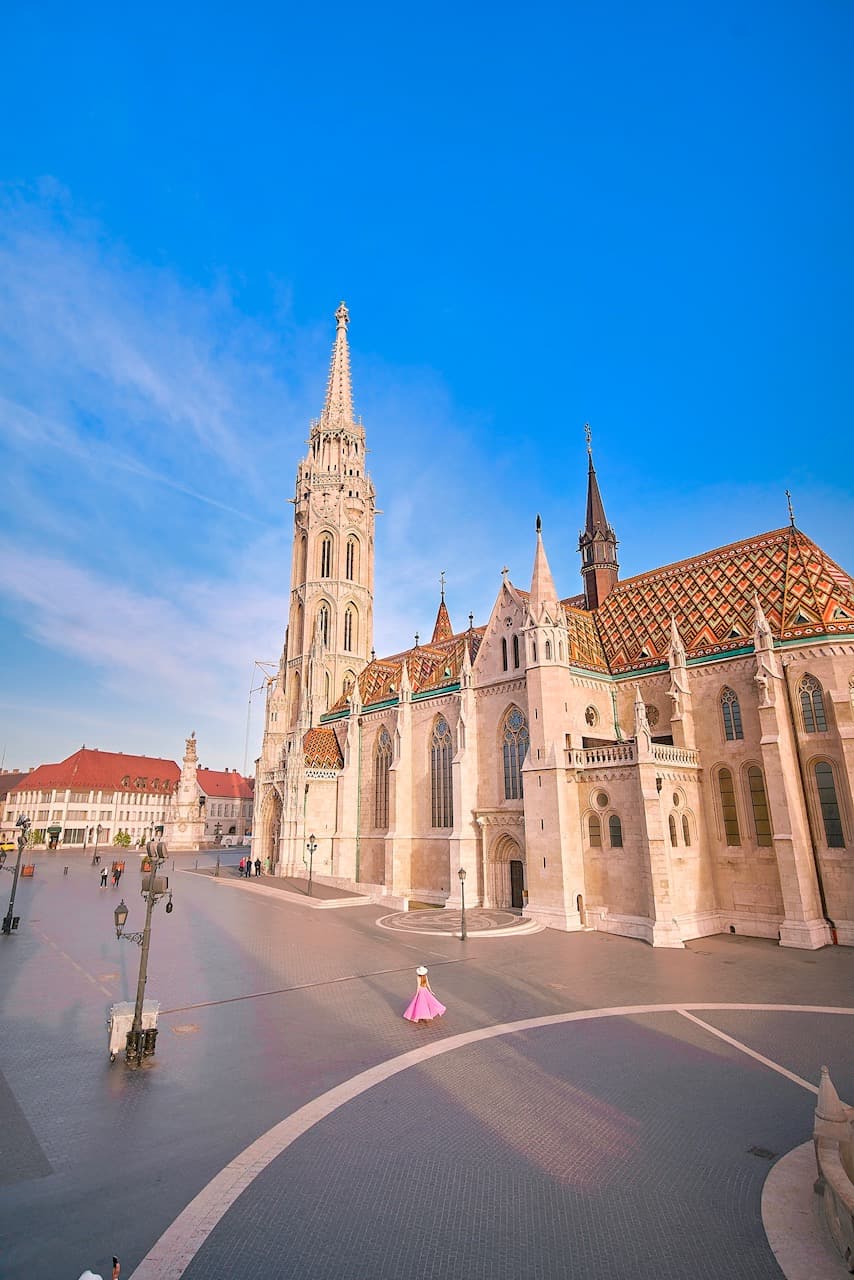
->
[377, 907, 540, 935]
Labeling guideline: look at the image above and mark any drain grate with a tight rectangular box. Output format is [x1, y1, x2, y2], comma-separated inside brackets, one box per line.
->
[747, 1146, 777, 1160]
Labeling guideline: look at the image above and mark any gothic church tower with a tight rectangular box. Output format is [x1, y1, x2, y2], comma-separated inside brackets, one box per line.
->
[283, 302, 376, 727]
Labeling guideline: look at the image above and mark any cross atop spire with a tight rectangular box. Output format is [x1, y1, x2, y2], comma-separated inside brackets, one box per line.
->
[320, 301, 356, 430]
[584, 421, 592, 456]
[785, 489, 795, 527]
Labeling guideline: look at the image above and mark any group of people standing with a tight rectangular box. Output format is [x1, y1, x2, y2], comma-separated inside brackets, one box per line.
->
[98, 863, 123, 888]
[238, 855, 262, 878]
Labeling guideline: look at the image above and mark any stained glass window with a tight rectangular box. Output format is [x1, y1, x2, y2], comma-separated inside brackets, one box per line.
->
[721, 688, 743, 741]
[374, 728, 392, 829]
[431, 717, 454, 828]
[588, 814, 602, 847]
[718, 768, 740, 845]
[609, 815, 623, 848]
[502, 706, 529, 800]
[814, 762, 845, 847]
[747, 766, 773, 846]
[800, 675, 828, 734]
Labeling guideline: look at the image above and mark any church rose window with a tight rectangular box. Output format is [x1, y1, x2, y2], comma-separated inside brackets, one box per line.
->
[430, 717, 453, 828]
[585, 705, 599, 727]
[721, 687, 744, 741]
[747, 766, 773, 847]
[588, 814, 602, 847]
[645, 705, 659, 728]
[814, 762, 845, 848]
[717, 768, 741, 845]
[374, 728, 392, 830]
[799, 675, 828, 734]
[608, 814, 623, 847]
[502, 706, 529, 800]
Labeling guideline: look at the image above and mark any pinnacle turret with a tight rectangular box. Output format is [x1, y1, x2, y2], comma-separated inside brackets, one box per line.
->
[319, 301, 356, 431]
[578, 427, 619, 609]
[529, 515, 559, 614]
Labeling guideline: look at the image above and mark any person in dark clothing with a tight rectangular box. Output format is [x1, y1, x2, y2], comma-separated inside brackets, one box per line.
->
[254, 857, 261, 876]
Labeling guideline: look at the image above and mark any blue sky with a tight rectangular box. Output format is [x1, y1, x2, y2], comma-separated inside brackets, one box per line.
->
[0, 0, 851, 773]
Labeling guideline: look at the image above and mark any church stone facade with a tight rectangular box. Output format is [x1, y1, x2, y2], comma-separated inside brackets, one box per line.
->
[254, 305, 854, 950]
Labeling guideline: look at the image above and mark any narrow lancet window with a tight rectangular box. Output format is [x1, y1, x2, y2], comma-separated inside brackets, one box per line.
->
[721, 688, 743, 741]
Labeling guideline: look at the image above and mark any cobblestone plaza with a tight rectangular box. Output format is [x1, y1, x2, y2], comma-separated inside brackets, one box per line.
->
[0, 851, 851, 1279]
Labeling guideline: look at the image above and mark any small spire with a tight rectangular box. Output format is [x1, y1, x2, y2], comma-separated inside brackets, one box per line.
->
[414, 631, 420, 648]
[529, 516, 559, 612]
[431, 590, 454, 644]
[468, 611, 474, 630]
[785, 489, 795, 527]
[440, 569, 446, 602]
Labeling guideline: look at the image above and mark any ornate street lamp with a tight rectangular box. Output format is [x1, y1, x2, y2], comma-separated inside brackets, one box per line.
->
[458, 866, 467, 941]
[2, 815, 30, 935]
[306, 833, 317, 897]
[112, 836, 173, 1064]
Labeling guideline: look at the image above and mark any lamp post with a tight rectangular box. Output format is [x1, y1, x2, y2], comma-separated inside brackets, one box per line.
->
[458, 866, 467, 941]
[306, 833, 317, 896]
[2, 815, 30, 935]
[113, 835, 173, 1064]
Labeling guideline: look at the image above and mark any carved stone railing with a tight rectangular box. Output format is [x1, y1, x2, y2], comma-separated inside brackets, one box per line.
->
[813, 1066, 854, 1269]
[259, 769, 286, 786]
[651, 744, 700, 768]
[570, 743, 636, 769]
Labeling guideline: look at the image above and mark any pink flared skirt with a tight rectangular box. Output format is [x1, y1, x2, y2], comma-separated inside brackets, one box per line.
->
[403, 987, 446, 1022]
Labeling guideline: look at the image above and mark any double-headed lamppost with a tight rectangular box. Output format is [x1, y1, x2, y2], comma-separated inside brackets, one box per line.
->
[113, 831, 173, 1064]
[458, 866, 467, 941]
[306, 833, 317, 897]
[1, 815, 30, 935]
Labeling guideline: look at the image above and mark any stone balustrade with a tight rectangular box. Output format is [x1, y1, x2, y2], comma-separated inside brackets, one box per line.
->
[570, 743, 637, 768]
[651, 744, 700, 767]
[813, 1066, 854, 1269]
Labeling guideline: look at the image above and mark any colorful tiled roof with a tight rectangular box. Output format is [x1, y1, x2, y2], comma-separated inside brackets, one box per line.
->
[326, 628, 485, 716]
[594, 526, 854, 672]
[197, 769, 254, 799]
[11, 748, 181, 794]
[304, 725, 345, 769]
[431, 597, 454, 643]
[564, 605, 609, 671]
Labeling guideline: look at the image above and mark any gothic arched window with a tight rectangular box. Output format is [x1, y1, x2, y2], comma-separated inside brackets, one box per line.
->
[682, 814, 691, 846]
[343, 606, 356, 652]
[721, 687, 744, 741]
[345, 537, 358, 581]
[800, 675, 828, 733]
[668, 814, 678, 847]
[430, 717, 453, 828]
[502, 706, 529, 800]
[374, 728, 392, 829]
[501, 637, 508, 671]
[319, 535, 333, 579]
[588, 814, 602, 847]
[718, 768, 740, 845]
[814, 762, 845, 847]
[512, 634, 520, 668]
[747, 765, 773, 846]
[323, 671, 331, 711]
[317, 603, 330, 647]
[545, 639, 552, 660]
[609, 814, 623, 848]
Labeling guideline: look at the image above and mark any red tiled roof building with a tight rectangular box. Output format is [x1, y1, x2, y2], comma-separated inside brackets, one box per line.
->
[253, 306, 854, 952]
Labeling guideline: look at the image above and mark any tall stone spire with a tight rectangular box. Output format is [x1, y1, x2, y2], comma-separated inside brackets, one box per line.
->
[319, 301, 355, 431]
[529, 515, 559, 615]
[578, 426, 619, 610]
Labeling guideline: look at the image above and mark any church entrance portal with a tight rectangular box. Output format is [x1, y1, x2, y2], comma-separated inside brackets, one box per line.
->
[509, 860, 524, 910]
[260, 791, 283, 872]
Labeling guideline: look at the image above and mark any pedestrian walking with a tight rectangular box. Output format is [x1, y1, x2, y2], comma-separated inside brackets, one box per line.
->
[239, 856, 245, 876]
[113, 865, 123, 888]
[100, 866, 108, 888]
[254, 857, 261, 877]
[113, 1256, 121, 1279]
[403, 965, 446, 1024]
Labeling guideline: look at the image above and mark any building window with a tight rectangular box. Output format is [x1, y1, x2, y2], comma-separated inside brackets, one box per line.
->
[668, 814, 678, 847]
[545, 640, 552, 660]
[374, 728, 392, 829]
[747, 765, 773, 847]
[430, 717, 454, 828]
[608, 814, 623, 847]
[319, 535, 333, 578]
[718, 768, 741, 845]
[814, 762, 845, 847]
[345, 537, 358, 581]
[799, 675, 828, 733]
[721, 687, 743, 741]
[681, 814, 691, 846]
[502, 706, 529, 800]
[588, 814, 602, 847]
[317, 604, 330, 646]
[324, 671, 331, 710]
[512, 634, 520, 668]
[344, 606, 356, 652]
[501, 637, 508, 671]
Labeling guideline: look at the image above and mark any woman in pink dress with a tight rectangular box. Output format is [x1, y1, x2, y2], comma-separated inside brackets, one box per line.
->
[403, 965, 446, 1023]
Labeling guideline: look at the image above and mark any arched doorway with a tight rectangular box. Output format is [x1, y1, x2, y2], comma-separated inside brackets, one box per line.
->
[260, 790, 283, 873]
[490, 833, 526, 912]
